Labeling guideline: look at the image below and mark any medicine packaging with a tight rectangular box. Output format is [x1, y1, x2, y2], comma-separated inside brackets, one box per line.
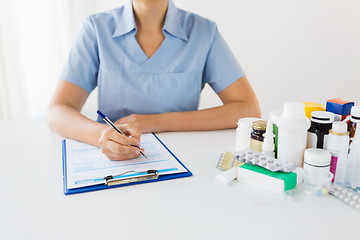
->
[329, 185, 360, 211]
[217, 152, 243, 171]
[234, 149, 296, 173]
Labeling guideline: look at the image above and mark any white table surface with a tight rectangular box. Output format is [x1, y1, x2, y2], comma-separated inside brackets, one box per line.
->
[0, 121, 359, 240]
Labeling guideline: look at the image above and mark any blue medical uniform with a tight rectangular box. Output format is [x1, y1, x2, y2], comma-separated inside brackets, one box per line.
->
[60, 0, 245, 122]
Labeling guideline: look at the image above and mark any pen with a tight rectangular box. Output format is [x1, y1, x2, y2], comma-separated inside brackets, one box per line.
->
[97, 110, 148, 159]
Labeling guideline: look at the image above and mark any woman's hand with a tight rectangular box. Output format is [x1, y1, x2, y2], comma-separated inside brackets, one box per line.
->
[115, 114, 158, 133]
[98, 124, 144, 161]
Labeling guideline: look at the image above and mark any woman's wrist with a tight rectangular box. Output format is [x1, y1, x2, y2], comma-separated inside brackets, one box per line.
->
[149, 113, 165, 132]
[93, 122, 108, 147]
[154, 112, 178, 132]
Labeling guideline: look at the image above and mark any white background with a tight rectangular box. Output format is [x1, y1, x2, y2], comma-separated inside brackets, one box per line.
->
[1, 0, 359, 121]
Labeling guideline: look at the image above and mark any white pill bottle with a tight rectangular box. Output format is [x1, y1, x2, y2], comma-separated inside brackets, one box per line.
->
[277, 102, 311, 167]
[303, 148, 331, 175]
[236, 117, 260, 152]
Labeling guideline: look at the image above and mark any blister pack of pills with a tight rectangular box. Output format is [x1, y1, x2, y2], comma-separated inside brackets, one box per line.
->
[217, 152, 243, 171]
[234, 149, 296, 173]
[329, 185, 360, 211]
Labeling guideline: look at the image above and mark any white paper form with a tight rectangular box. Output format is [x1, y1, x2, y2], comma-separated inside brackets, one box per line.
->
[65, 133, 187, 189]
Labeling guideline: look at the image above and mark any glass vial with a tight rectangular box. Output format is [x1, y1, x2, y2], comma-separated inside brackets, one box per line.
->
[250, 120, 267, 152]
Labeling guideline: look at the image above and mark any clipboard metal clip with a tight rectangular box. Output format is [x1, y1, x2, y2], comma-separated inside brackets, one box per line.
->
[104, 170, 159, 186]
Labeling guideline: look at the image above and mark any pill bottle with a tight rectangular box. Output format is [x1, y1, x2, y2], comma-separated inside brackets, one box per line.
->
[304, 148, 331, 178]
[348, 106, 360, 142]
[250, 120, 267, 152]
[277, 102, 310, 167]
[325, 122, 349, 181]
[307, 111, 335, 149]
[236, 118, 260, 152]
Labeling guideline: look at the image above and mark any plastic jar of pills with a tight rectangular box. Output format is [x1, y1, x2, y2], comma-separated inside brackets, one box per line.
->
[304, 148, 331, 177]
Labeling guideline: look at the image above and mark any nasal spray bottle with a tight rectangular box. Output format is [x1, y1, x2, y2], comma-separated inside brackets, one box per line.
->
[345, 127, 360, 189]
[262, 120, 275, 157]
[277, 102, 310, 167]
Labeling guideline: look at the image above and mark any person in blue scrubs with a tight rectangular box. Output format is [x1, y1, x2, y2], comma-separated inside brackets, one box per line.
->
[48, 0, 261, 160]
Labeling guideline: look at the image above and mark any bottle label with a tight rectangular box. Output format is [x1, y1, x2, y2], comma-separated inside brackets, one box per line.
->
[250, 139, 263, 152]
[307, 132, 317, 149]
[330, 155, 338, 182]
[307, 132, 328, 149]
[273, 124, 278, 158]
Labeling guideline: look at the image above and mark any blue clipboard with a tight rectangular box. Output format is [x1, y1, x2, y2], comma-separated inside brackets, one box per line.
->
[62, 133, 192, 195]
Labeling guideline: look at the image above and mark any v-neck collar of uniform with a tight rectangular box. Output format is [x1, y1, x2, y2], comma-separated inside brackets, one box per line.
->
[112, 0, 188, 42]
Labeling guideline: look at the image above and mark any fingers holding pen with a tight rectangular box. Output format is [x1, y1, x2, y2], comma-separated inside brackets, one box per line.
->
[101, 142, 140, 161]
[98, 124, 143, 160]
[117, 124, 142, 142]
[110, 127, 141, 147]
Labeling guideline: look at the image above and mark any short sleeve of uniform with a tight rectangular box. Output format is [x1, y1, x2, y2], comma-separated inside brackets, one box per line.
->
[202, 26, 245, 93]
[60, 16, 99, 93]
